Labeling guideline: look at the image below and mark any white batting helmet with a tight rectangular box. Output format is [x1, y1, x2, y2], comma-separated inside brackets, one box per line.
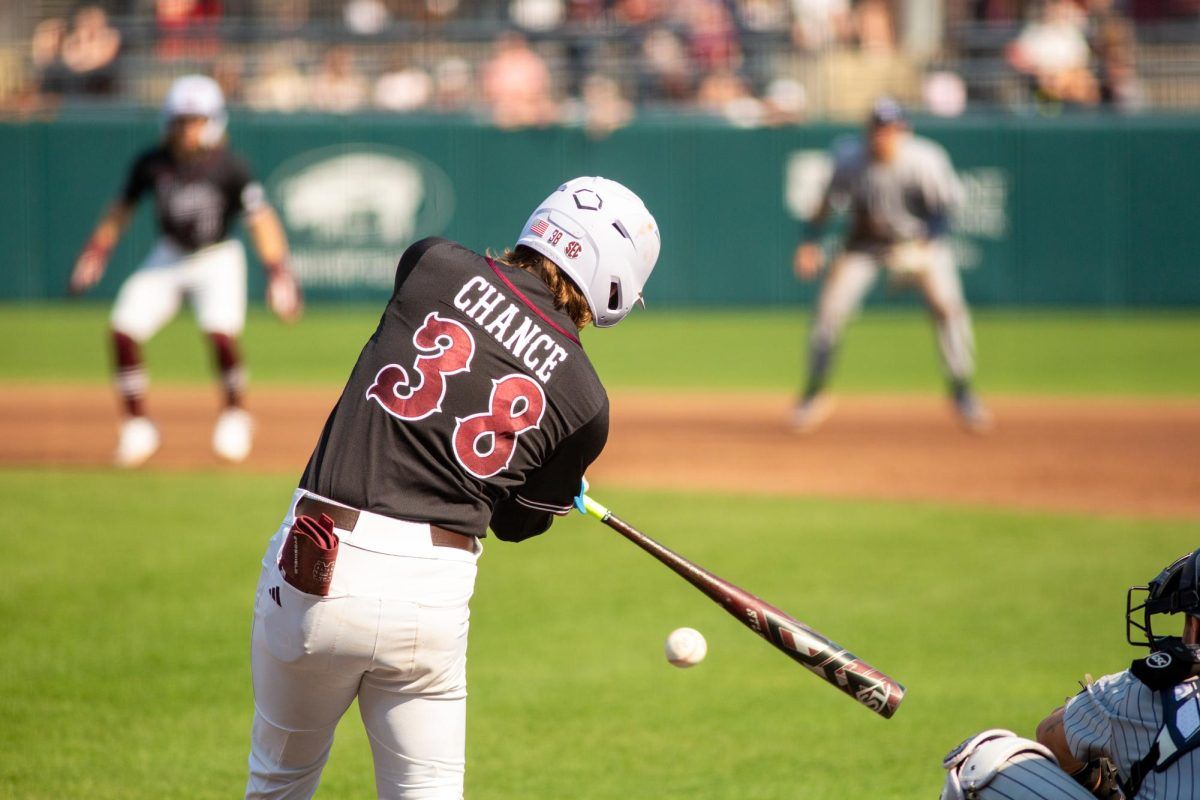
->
[161, 75, 227, 147]
[516, 177, 660, 328]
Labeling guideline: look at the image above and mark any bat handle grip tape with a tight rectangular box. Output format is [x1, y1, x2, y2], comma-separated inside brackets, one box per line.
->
[579, 495, 610, 521]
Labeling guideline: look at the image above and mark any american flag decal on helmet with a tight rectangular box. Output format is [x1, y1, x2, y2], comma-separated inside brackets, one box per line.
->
[530, 218, 549, 237]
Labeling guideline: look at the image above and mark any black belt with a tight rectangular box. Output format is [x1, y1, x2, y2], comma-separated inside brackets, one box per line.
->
[295, 495, 477, 553]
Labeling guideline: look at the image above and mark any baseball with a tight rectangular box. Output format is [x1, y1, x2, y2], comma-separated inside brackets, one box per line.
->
[664, 627, 707, 668]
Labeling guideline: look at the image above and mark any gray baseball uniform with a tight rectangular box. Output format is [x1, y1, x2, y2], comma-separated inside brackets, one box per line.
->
[1064, 670, 1200, 799]
[806, 133, 975, 389]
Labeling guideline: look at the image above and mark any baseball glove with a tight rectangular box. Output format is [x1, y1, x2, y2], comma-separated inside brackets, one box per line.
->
[884, 241, 933, 278]
[1070, 758, 1124, 800]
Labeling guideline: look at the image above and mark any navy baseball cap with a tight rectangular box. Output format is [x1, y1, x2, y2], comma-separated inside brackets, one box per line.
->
[869, 97, 906, 127]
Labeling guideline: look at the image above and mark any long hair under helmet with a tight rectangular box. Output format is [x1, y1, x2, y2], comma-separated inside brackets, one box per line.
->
[516, 177, 660, 328]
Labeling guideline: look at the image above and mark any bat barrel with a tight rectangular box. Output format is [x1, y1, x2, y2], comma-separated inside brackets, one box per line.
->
[598, 509, 905, 719]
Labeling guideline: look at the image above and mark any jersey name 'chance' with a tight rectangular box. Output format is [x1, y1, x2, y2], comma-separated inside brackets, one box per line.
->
[452, 275, 570, 384]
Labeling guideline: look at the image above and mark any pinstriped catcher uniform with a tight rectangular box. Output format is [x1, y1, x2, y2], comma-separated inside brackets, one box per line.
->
[1036, 548, 1200, 800]
[1064, 671, 1200, 799]
[940, 729, 1095, 800]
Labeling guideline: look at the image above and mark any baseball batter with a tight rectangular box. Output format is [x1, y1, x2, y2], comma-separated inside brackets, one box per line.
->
[792, 97, 992, 433]
[940, 728, 1096, 800]
[69, 74, 301, 467]
[1036, 548, 1200, 799]
[245, 177, 660, 799]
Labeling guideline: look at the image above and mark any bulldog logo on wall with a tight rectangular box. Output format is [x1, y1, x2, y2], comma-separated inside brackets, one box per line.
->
[269, 144, 455, 296]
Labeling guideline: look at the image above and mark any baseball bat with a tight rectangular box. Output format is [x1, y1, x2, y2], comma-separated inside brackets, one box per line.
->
[579, 495, 905, 719]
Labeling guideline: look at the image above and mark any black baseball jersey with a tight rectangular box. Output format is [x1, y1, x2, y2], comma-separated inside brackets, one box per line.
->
[121, 145, 265, 252]
[300, 238, 609, 540]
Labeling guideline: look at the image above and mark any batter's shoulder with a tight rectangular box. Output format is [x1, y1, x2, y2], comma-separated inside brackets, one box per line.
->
[393, 237, 482, 294]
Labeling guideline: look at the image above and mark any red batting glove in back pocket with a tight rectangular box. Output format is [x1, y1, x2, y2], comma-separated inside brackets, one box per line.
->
[279, 513, 339, 596]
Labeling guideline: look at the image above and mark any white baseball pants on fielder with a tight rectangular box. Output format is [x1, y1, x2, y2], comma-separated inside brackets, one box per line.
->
[111, 237, 247, 341]
[246, 491, 481, 800]
[809, 242, 976, 382]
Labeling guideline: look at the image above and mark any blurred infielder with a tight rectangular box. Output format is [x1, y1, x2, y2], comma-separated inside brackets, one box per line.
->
[940, 729, 1096, 800]
[1036, 547, 1200, 799]
[245, 177, 659, 799]
[69, 74, 302, 467]
[792, 97, 992, 433]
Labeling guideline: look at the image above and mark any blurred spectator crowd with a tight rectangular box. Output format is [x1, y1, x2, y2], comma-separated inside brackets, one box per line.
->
[1, 0, 1198, 129]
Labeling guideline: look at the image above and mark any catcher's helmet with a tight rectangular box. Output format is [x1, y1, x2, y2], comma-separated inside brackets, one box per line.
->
[161, 74, 227, 147]
[1127, 548, 1200, 651]
[516, 177, 660, 328]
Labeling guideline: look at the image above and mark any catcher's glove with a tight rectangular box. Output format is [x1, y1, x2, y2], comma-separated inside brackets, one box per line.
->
[1070, 758, 1124, 800]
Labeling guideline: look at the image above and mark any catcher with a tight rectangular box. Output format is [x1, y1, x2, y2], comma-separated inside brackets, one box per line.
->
[1035, 548, 1200, 799]
[791, 97, 992, 434]
[69, 74, 301, 467]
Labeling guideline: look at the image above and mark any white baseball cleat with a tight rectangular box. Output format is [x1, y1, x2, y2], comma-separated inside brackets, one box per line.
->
[114, 416, 161, 468]
[791, 394, 836, 434]
[213, 408, 254, 463]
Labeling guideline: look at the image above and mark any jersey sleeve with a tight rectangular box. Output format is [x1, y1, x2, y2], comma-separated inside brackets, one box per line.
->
[120, 151, 154, 205]
[919, 144, 965, 218]
[227, 155, 267, 215]
[823, 137, 859, 210]
[489, 401, 609, 542]
[1062, 672, 1129, 763]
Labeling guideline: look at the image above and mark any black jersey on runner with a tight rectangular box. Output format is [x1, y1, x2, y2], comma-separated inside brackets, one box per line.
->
[300, 238, 609, 540]
[122, 145, 265, 252]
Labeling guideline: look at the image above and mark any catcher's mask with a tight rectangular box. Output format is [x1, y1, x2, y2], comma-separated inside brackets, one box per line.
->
[1127, 549, 1200, 656]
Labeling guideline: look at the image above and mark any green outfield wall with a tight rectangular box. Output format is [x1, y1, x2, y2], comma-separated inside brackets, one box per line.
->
[2, 113, 1198, 307]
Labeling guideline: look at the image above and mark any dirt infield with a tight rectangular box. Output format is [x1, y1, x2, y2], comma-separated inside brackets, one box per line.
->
[2, 384, 1198, 519]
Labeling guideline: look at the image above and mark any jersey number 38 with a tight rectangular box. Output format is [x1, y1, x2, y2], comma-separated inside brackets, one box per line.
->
[365, 312, 546, 479]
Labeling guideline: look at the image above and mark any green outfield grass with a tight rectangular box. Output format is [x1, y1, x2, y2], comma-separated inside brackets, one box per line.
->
[1, 469, 1193, 799]
[1, 304, 1198, 395]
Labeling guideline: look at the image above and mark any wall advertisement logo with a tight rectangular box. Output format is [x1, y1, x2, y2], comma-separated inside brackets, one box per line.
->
[268, 145, 455, 290]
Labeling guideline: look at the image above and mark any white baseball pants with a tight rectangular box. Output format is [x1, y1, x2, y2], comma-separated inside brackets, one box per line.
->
[110, 237, 247, 341]
[246, 491, 481, 800]
[809, 242, 976, 382]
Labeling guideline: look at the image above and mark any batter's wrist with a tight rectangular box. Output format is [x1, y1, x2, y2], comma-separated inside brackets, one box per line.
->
[264, 259, 291, 277]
